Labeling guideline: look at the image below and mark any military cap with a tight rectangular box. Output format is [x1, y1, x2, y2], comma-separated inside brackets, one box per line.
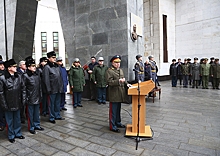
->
[110, 55, 121, 62]
[56, 56, 62, 62]
[172, 59, 176, 62]
[91, 56, 96, 59]
[200, 58, 205, 61]
[25, 56, 32, 62]
[4, 59, 17, 68]
[187, 58, 191, 61]
[98, 57, 104, 61]
[194, 57, 198, 60]
[47, 51, 56, 58]
[184, 58, 187, 61]
[210, 57, 214, 60]
[148, 55, 154, 60]
[215, 58, 219, 61]
[26, 58, 35, 67]
[0, 55, 4, 64]
[136, 54, 142, 60]
[204, 58, 208, 61]
[73, 58, 80, 63]
[40, 57, 47, 63]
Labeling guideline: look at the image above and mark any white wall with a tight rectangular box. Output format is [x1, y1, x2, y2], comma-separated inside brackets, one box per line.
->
[175, 0, 220, 60]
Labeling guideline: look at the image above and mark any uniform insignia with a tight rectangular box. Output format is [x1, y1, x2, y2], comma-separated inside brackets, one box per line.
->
[0, 73, 2, 76]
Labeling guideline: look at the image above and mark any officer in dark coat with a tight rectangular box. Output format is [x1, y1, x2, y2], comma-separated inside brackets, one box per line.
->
[177, 58, 183, 85]
[36, 57, 48, 116]
[144, 60, 151, 81]
[42, 51, 64, 124]
[181, 59, 190, 88]
[134, 54, 144, 82]
[23, 57, 44, 134]
[209, 57, 215, 88]
[0, 59, 26, 143]
[148, 55, 157, 86]
[190, 57, 200, 88]
[187, 58, 192, 85]
[0, 55, 5, 131]
[170, 59, 178, 87]
[210, 58, 220, 89]
[105, 55, 131, 133]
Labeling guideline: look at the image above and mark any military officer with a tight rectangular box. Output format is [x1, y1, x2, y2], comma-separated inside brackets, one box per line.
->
[92, 57, 108, 105]
[148, 55, 157, 85]
[209, 57, 215, 88]
[105, 55, 131, 133]
[177, 58, 183, 85]
[144, 60, 151, 81]
[187, 58, 192, 85]
[170, 59, 178, 87]
[134, 54, 144, 82]
[190, 57, 200, 88]
[0, 59, 26, 143]
[210, 58, 220, 89]
[181, 59, 190, 88]
[0, 55, 5, 131]
[200, 58, 210, 89]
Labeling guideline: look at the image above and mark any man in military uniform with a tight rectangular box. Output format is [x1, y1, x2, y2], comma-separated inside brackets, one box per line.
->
[105, 55, 131, 133]
[134, 54, 144, 82]
[92, 57, 108, 105]
[187, 58, 192, 85]
[177, 58, 183, 85]
[181, 59, 190, 88]
[190, 57, 200, 88]
[210, 58, 220, 89]
[148, 55, 156, 86]
[209, 57, 215, 88]
[144, 60, 151, 81]
[170, 59, 178, 87]
[0, 55, 5, 131]
[200, 58, 210, 89]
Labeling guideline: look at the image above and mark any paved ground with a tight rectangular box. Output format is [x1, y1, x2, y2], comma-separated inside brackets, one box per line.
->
[0, 81, 220, 156]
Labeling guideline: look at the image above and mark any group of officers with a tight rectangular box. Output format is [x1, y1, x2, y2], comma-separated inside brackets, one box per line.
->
[170, 57, 220, 89]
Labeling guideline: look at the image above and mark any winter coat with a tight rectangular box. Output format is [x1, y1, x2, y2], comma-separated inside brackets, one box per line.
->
[22, 69, 42, 105]
[170, 63, 178, 76]
[0, 71, 26, 111]
[92, 64, 108, 88]
[200, 63, 210, 76]
[42, 61, 63, 94]
[210, 63, 220, 78]
[59, 64, 68, 93]
[181, 63, 190, 75]
[69, 64, 85, 92]
[36, 65, 47, 93]
[190, 63, 200, 80]
[105, 65, 128, 103]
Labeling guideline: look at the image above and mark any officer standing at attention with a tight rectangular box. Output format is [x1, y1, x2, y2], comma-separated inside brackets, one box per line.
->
[42, 51, 65, 124]
[134, 54, 144, 82]
[148, 55, 157, 86]
[209, 57, 215, 88]
[144, 60, 151, 81]
[23, 57, 44, 134]
[0, 59, 26, 143]
[177, 58, 183, 86]
[200, 58, 210, 89]
[190, 57, 200, 88]
[169, 59, 178, 87]
[210, 58, 220, 89]
[0, 55, 5, 131]
[187, 58, 192, 85]
[105, 55, 131, 133]
[92, 57, 108, 105]
[181, 59, 190, 88]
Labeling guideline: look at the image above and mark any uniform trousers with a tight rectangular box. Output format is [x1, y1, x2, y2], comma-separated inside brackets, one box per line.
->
[177, 75, 182, 85]
[182, 75, 189, 87]
[202, 75, 209, 88]
[60, 93, 66, 109]
[172, 76, 177, 87]
[193, 80, 199, 88]
[73, 92, 82, 107]
[97, 87, 106, 103]
[5, 110, 22, 139]
[41, 93, 48, 115]
[213, 78, 220, 88]
[109, 102, 122, 130]
[136, 74, 144, 82]
[20, 106, 25, 123]
[0, 105, 5, 127]
[89, 81, 97, 100]
[27, 104, 40, 131]
[49, 93, 61, 121]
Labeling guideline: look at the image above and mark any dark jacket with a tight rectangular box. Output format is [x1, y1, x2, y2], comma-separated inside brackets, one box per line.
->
[177, 62, 182, 75]
[144, 62, 151, 80]
[170, 63, 178, 76]
[42, 61, 63, 94]
[36, 65, 47, 93]
[210, 63, 220, 78]
[88, 62, 99, 80]
[59, 64, 68, 93]
[0, 71, 26, 111]
[23, 69, 42, 105]
[92, 64, 108, 88]
[69, 64, 85, 92]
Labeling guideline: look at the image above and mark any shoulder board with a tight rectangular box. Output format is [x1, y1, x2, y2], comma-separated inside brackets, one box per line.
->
[0, 73, 2, 76]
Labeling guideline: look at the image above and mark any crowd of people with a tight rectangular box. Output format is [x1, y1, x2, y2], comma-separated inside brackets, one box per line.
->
[170, 57, 220, 89]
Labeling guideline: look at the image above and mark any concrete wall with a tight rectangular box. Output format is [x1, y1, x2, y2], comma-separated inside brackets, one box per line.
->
[176, 0, 220, 60]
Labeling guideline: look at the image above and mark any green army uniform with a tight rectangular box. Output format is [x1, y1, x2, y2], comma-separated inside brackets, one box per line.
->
[181, 62, 190, 87]
[200, 63, 210, 88]
[210, 62, 220, 89]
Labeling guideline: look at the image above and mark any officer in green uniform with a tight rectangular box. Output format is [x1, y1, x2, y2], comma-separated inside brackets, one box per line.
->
[200, 58, 210, 89]
[105, 55, 131, 133]
[92, 57, 108, 105]
[181, 59, 190, 88]
[190, 57, 200, 88]
[210, 58, 220, 89]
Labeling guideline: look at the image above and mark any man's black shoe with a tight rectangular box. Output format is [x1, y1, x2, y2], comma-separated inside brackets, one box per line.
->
[102, 102, 106, 104]
[158, 84, 161, 86]
[202, 87, 205, 89]
[62, 108, 67, 111]
[206, 88, 209, 89]
[50, 120, 56, 124]
[78, 105, 83, 107]
[21, 120, 25, 124]
[9, 138, 15, 143]
[98, 102, 101, 105]
[15, 135, 25, 139]
[55, 117, 65, 120]
[192, 86, 194, 88]
[117, 125, 126, 128]
[196, 87, 198, 89]
[43, 114, 47, 117]
[88, 99, 95, 101]
[35, 127, 44, 131]
[73, 106, 77, 108]
[111, 129, 120, 133]
[30, 130, 36, 134]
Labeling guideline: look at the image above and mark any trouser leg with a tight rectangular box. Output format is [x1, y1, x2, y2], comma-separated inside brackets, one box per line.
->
[77, 92, 82, 106]
[73, 92, 78, 106]
[90, 81, 96, 100]
[13, 110, 22, 137]
[0, 105, 5, 127]
[42, 93, 48, 115]
[174, 76, 177, 86]
[20, 106, 25, 123]
[116, 102, 122, 126]
[102, 87, 106, 103]
[97, 87, 102, 103]
[49, 94, 56, 121]
[33, 104, 40, 128]
[205, 76, 209, 88]
[27, 105, 34, 131]
[109, 102, 118, 130]
[202, 76, 206, 88]
[54, 93, 61, 119]
[196, 80, 198, 88]
[216, 78, 220, 88]
[185, 75, 189, 87]
[60, 93, 65, 109]
[5, 111, 15, 139]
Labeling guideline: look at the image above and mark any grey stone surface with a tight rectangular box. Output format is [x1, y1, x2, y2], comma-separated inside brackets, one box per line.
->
[85, 143, 116, 155]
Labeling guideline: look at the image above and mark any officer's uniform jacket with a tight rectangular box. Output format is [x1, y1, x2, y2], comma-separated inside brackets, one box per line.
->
[105, 66, 128, 103]
[0, 71, 26, 111]
[181, 63, 190, 75]
[200, 63, 210, 76]
[36, 65, 47, 93]
[190, 63, 200, 80]
[134, 60, 144, 82]
[92, 64, 108, 88]
[170, 63, 178, 76]
[177, 62, 182, 75]
[210, 63, 220, 78]
[144, 62, 151, 80]
[148, 60, 156, 77]
[42, 61, 63, 94]
[22, 69, 42, 105]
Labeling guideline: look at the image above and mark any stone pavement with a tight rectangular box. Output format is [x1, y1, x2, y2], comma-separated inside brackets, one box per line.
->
[0, 81, 220, 156]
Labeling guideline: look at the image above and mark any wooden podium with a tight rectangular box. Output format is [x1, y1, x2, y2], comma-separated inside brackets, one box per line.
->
[125, 80, 155, 137]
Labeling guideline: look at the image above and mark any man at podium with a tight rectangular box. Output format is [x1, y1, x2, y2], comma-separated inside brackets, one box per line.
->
[105, 55, 131, 133]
